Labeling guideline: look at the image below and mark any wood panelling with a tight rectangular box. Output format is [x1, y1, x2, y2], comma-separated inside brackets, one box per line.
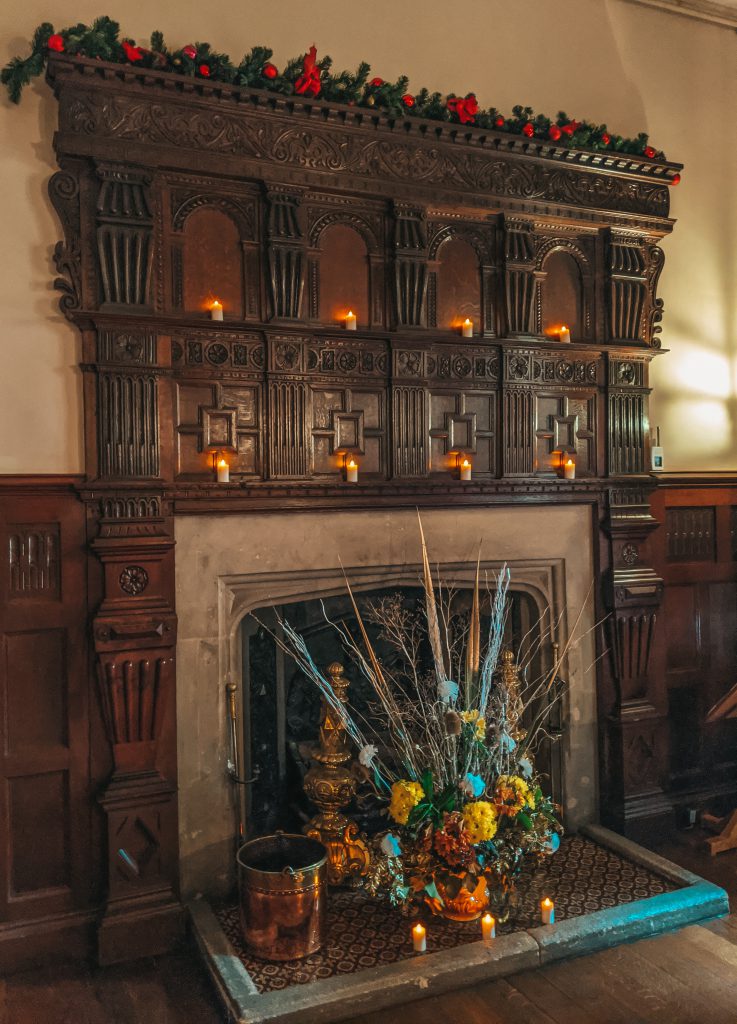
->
[651, 477, 737, 799]
[0, 477, 94, 968]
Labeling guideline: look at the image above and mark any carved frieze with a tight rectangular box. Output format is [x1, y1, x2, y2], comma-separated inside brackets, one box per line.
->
[55, 81, 671, 219]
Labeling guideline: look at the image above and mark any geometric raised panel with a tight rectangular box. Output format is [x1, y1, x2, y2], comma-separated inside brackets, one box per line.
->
[534, 392, 596, 476]
[428, 391, 496, 477]
[202, 407, 238, 451]
[7, 524, 60, 599]
[311, 387, 384, 476]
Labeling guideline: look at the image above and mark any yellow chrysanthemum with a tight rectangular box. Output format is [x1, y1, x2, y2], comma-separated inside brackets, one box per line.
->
[388, 780, 425, 825]
[494, 775, 532, 816]
[460, 710, 486, 741]
[461, 800, 498, 843]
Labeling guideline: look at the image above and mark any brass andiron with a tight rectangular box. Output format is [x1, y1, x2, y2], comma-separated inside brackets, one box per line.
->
[500, 648, 525, 742]
[303, 662, 370, 886]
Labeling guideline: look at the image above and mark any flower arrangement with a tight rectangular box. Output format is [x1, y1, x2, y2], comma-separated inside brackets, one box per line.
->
[270, 518, 569, 921]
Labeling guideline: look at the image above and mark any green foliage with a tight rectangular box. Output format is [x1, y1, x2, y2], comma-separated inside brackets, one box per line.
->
[1, 18, 666, 158]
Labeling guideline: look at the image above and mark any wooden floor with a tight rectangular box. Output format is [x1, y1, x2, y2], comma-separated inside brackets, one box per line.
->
[1, 830, 735, 1024]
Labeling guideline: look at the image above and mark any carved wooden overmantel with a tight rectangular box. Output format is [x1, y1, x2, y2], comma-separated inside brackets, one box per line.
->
[43, 53, 682, 958]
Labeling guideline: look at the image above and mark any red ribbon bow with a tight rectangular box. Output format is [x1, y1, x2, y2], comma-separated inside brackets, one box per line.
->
[122, 40, 144, 63]
[447, 94, 478, 125]
[294, 45, 321, 97]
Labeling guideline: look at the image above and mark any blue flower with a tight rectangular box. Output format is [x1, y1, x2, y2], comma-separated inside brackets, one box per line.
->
[460, 772, 486, 798]
[501, 731, 517, 753]
[438, 678, 459, 703]
[380, 833, 402, 858]
[545, 832, 561, 854]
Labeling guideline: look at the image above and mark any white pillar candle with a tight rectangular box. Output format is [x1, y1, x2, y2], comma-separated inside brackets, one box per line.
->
[459, 458, 472, 482]
[345, 458, 358, 484]
[558, 325, 570, 343]
[216, 457, 230, 483]
[210, 299, 224, 321]
[461, 318, 473, 338]
[563, 458, 576, 481]
[412, 923, 427, 952]
[541, 897, 555, 925]
[345, 311, 357, 331]
[481, 913, 496, 940]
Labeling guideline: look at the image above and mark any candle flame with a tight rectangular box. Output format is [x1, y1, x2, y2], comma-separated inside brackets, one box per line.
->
[461, 458, 471, 468]
[217, 458, 228, 468]
[413, 923, 425, 935]
[463, 318, 472, 326]
[542, 897, 553, 908]
[565, 458, 574, 467]
[210, 299, 223, 310]
[482, 913, 494, 924]
[347, 458, 357, 469]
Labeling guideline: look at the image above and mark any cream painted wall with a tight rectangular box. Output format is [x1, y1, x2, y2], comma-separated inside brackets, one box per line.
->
[1, 0, 735, 472]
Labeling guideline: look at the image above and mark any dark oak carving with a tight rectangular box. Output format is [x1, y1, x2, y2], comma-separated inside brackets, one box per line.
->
[32, 52, 686, 960]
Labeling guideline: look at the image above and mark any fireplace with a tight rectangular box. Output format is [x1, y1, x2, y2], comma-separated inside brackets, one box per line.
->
[175, 504, 597, 897]
[12, 49, 679, 961]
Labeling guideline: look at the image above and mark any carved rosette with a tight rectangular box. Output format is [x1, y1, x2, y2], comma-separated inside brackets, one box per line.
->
[303, 663, 370, 886]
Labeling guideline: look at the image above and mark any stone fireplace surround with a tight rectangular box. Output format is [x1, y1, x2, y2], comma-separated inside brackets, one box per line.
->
[175, 503, 597, 898]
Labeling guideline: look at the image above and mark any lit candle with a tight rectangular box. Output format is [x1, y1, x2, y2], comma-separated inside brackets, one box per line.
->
[481, 913, 496, 940]
[345, 311, 357, 331]
[558, 325, 570, 343]
[461, 318, 473, 338]
[210, 299, 224, 321]
[459, 457, 472, 482]
[345, 457, 358, 484]
[541, 897, 555, 925]
[216, 457, 230, 483]
[412, 923, 427, 952]
[563, 458, 576, 481]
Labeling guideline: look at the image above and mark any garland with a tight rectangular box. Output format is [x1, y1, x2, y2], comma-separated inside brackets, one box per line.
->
[2, 16, 671, 164]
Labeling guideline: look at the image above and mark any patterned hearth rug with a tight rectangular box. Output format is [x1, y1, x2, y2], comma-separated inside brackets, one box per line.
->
[216, 835, 677, 993]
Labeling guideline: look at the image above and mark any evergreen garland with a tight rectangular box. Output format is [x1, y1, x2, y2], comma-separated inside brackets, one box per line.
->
[1, 18, 668, 162]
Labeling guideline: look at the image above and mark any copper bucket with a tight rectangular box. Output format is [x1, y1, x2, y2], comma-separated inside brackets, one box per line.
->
[237, 833, 327, 961]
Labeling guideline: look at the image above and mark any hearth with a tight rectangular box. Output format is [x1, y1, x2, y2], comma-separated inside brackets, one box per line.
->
[175, 503, 598, 898]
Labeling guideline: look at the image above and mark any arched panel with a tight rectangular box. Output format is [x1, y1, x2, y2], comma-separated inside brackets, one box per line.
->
[436, 237, 481, 332]
[317, 224, 369, 328]
[541, 250, 583, 340]
[182, 207, 244, 318]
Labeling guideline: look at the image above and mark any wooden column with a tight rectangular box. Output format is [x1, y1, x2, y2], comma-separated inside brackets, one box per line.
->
[600, 483, 672, 839]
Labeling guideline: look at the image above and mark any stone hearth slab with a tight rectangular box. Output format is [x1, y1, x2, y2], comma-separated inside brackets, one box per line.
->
[188, 825, 729, 1024]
